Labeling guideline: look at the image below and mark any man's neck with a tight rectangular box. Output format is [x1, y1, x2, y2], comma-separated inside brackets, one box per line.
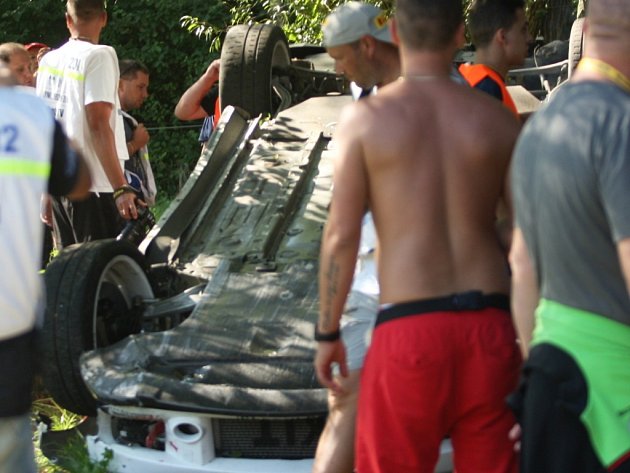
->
[68, 26, 100, 44]
[578, 44, 630, 86]
[400, 49, 453, 80]
[474, 48, 508, 80]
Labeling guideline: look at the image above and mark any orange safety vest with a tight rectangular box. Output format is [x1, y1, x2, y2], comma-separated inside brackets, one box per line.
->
[214, 95, 222, 124]
[458, 63, 519, 118]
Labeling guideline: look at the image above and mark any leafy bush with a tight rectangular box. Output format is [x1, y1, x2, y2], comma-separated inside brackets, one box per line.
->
[181, 0, 394, 52]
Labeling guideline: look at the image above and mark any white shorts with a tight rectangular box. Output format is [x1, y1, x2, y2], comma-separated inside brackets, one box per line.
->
[340, 291, 378, 371]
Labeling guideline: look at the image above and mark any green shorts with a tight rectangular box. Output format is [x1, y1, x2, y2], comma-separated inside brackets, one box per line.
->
[531, 299, 630, 468]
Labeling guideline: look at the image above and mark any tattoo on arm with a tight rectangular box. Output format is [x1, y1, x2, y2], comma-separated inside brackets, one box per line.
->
[322, 256, 340, 331]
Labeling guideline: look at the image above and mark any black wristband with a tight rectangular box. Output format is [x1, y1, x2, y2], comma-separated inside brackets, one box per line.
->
[113, 184, 136, 200]
[314, 325, 341, 342]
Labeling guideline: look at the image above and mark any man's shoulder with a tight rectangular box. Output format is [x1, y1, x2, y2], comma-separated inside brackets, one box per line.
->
[84, 44, 118, 63]
[1, 87, 52, 117]
[41, 41, 117, 67]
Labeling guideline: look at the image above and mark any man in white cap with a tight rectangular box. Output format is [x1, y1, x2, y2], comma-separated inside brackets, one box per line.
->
[322, 1, 400, 98]
[313, 3, 399, 473]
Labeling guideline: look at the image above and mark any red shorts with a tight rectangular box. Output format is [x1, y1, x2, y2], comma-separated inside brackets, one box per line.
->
[356, 294, 521, 473]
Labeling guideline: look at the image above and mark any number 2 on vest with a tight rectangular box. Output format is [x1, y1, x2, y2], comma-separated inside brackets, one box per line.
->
[0, 125, 18, 153]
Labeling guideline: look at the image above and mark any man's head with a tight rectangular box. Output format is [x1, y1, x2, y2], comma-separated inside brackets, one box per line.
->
[467, 0, 530, 66]
[119, 60, 150, 112]
[584, 0, 630, 55]
[66, 0, 106, 22]
[66, 0, 107, 37]
[394, 0, 464, 52]
[0, 43, 34, 87]
[322, 2, 398, 89]
[25, 42, 50, 73]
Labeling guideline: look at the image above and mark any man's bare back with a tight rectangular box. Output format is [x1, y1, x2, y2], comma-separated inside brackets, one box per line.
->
[330, 76, 520, 305]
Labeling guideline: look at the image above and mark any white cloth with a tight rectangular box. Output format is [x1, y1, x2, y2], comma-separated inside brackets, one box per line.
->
[351, 213, 378, 295]
[36, 39, 128, 192]
[121, 110, 157, 206]
[0, 87, 53, 340]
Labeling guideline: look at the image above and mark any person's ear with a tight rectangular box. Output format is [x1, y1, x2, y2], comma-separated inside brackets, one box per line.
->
[361, 35, 377, 58]
[495, 27, 508, 47]
[65, 12, 73, 31]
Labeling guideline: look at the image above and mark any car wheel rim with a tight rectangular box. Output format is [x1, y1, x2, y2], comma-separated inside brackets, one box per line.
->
[92, 255, 154, 347]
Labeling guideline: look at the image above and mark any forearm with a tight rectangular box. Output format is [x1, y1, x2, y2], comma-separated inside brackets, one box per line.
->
[86, 102, 126, 190]
[175, 73, 217, 120]
[91, 124, 126, 190]
[509, 229, 539, 358]
[318, 229, 359, 334]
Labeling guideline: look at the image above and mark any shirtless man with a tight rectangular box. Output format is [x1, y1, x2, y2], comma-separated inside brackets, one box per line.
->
[314, 0, 522, 471]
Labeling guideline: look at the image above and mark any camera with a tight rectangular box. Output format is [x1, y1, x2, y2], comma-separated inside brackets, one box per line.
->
[117, 205, 156, 246]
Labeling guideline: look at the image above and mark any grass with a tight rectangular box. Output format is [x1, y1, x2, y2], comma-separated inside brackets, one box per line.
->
[32, 397, 112, 473]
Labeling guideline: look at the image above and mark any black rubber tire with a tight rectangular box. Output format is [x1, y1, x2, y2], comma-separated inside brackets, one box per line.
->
[568, 18, 585, 78]
[41, 239, 154, 416]
[219, 24, 291, 117]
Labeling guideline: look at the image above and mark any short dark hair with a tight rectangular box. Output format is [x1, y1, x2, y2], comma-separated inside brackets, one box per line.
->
[467, 0, 526, 48]
[66, 0, 106, 22]
[119, 59, 149, 80]
[395, 0, 463, 51]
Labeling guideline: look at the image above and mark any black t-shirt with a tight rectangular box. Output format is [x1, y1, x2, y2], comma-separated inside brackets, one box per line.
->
[49, 120, 81, 196]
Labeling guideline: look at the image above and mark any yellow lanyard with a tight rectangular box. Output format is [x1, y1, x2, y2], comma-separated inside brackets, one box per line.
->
[577, 57, 630, 94]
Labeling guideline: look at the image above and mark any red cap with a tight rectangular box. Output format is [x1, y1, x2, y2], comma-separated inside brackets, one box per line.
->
[25, 42, 48, 51]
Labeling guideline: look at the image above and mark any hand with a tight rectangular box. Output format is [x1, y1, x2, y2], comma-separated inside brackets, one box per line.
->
[115, 191, 139, 220]
[40, 194, 53, 226]
[204, 59, 221, 83]
[509, 423, 522, 452]
[314, 339, 348, 395]
[132, 124, 150, 149]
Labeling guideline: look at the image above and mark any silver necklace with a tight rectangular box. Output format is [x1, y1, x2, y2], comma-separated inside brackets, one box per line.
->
[70, 36, 93, 43]
[399, 74, 449, 82]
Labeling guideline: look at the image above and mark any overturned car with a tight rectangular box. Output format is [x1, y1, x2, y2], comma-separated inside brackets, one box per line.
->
[41, 17, 585, 472]
[41, 23, 367, 473]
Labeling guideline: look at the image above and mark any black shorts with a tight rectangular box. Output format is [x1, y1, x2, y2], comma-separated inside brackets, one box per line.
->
[508, 343, 630, 473]
[52, 192, 125, 248]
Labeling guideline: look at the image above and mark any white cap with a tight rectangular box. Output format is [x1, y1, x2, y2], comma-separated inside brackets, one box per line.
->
[322, 2, 393, 48]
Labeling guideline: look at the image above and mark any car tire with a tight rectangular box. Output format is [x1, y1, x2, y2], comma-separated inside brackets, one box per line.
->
[219, 24, 291, 117]
[568, 18, 584, 78]
[42, 239, 154, 416]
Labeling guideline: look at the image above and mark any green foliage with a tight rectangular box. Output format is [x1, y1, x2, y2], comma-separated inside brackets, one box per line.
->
[33, 398, 84, 431]
[56, 435, 113, 473]
[181, 0, 395, 52]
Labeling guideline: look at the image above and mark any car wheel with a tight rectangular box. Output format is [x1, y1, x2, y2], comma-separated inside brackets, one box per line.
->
[568, 18, 584, 78]
[219, 24, 291, 118]
[42, 239, 154, 416]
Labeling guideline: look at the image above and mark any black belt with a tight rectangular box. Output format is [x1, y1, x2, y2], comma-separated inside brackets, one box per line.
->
[375, 291, 510, 327]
